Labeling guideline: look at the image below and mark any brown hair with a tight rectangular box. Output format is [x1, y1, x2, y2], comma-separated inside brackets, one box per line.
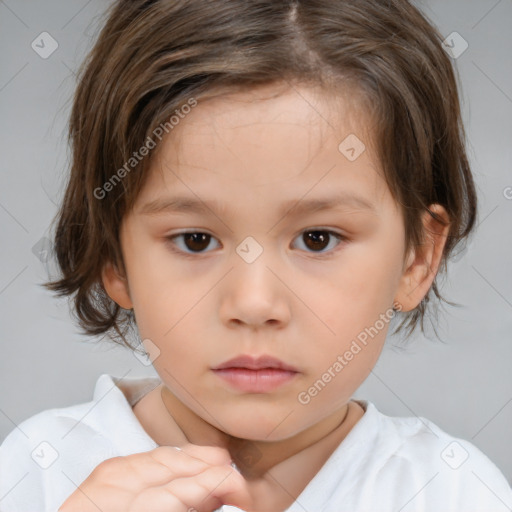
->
[43, 0, 477, 349]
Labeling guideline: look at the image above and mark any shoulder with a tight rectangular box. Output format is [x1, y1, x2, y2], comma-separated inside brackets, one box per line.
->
[0, 374, 157, 511]
[366, 402, 512, 511]
[0, 401, 117, 512]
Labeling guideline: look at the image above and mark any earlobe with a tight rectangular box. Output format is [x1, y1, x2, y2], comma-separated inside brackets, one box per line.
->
[394, 204, 450, 312]
[101, 260, 134, 310]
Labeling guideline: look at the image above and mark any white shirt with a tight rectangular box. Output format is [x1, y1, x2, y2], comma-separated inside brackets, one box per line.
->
[0, 373, 510, 512]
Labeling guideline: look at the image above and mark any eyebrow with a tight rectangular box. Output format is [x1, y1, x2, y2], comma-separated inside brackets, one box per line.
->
[139, 191, 377, 218]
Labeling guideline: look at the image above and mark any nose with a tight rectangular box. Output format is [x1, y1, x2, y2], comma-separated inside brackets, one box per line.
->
[219, 252, 291, 330]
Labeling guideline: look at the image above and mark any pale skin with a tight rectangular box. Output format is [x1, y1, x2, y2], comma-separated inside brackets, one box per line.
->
[60, 82, 450, 511]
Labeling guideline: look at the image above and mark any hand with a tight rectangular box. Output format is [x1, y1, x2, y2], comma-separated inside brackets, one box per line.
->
[58, 444, 252, 512]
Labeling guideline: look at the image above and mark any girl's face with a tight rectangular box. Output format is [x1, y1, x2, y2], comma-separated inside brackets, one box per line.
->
[105, 83, 416, 440]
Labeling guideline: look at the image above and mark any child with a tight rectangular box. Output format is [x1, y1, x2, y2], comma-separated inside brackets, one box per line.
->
[1, 0, 511, 510]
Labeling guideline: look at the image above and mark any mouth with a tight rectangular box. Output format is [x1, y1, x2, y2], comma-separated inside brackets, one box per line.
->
[212, 368, 299, 393]
[212, 354, 299, 372]
[211, 354, 299, 393]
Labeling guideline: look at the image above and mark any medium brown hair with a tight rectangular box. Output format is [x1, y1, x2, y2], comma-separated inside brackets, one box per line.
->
[43, 0, 477, 349]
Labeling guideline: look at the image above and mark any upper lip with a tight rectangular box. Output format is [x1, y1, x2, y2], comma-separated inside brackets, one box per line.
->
[212, 354, 299, 372]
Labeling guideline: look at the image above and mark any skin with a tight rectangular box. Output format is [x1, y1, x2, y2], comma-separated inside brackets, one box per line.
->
[102, 81, 450, 510]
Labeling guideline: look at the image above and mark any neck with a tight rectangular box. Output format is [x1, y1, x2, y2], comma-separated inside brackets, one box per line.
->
[160, 386, 357, 480]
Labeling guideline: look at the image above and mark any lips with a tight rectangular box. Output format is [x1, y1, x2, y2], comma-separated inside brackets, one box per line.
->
[211, 354, 300, 392]
[211, 354, 299, 372]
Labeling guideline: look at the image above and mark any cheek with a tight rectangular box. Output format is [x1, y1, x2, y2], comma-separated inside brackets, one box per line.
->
[134, 283, 211, 375]
[317, 261, 396, 333]
[335, 230, 404, 306]
[124, 239, 191, 322]
[304, 250, 399, 367]
[296, 322, 387, 413]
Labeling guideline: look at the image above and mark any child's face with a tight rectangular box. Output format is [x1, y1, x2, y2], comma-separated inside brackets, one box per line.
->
[105, 83, 415, 440]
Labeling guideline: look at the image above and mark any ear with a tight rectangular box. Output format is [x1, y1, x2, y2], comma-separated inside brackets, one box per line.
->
[394, 204, 451, 312]
[101, 260, 133, 310]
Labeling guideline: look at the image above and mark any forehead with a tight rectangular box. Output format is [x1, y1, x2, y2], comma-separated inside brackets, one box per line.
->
[136, 83, 388, 213]
[171, 82, 370, 151]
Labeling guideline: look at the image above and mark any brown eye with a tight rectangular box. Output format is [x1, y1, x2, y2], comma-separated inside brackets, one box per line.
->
[304, 231, 329, 251]
[166, 232, 219, 255]
[182, 233, 211, 252]
[293, 229, 345, 255]
[166, 229, 345, 258]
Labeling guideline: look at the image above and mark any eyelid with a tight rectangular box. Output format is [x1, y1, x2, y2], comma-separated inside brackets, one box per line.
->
[165, 230, 220, 258]
[164, 228, 347, 258]
[292, 228, 346, 258]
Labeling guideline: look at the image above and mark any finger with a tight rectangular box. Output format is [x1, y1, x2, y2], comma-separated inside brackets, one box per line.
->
[130, 485, 207, 512]
[90, 449, 207, 491]
[135, 445, 233, 488]
[177, 443, 234, 467]
[164, 465, 252, 512]
[132, 449, 211, 486]
[151, 444, 233, 469]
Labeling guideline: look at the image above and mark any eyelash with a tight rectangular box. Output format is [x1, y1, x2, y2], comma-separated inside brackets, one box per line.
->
[164, 229, 347, 259]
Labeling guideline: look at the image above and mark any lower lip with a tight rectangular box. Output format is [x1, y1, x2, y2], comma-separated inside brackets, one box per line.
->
[212, 368, 298, 392]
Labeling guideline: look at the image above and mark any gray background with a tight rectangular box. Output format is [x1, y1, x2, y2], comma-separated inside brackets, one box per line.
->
[1, 0, 511, 486]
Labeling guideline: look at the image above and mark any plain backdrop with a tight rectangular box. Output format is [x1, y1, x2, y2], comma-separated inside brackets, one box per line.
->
[1, 0, 511, 486]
